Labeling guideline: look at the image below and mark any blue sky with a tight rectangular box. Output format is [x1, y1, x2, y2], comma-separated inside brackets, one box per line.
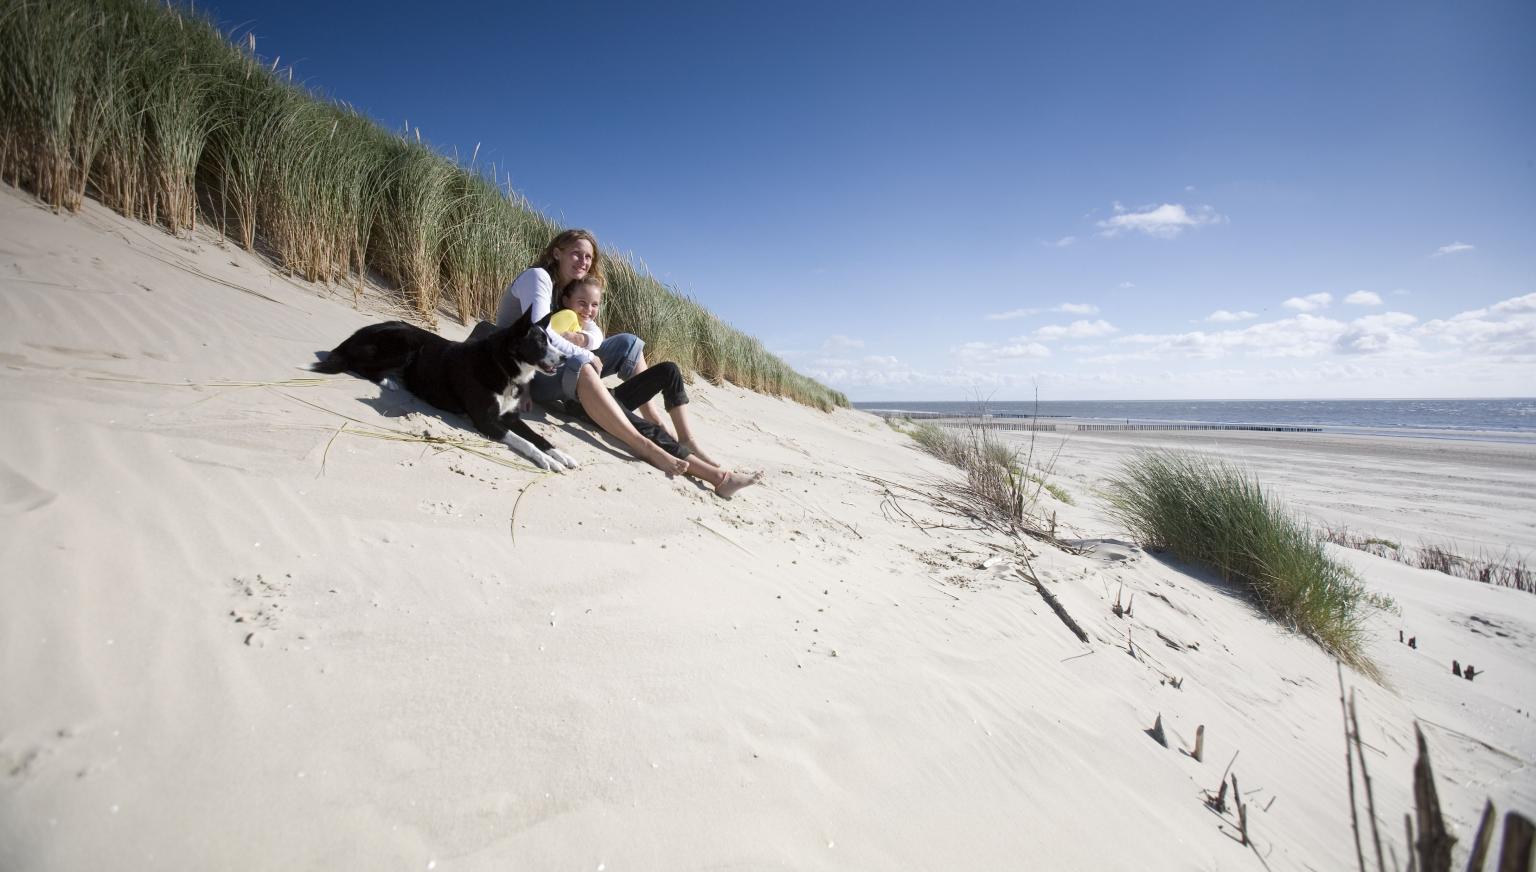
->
[204, 0, 1534, 400]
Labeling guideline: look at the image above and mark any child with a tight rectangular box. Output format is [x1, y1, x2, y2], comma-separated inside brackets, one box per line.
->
[551, 279, 762, 498]
[549, 277, 605, 351]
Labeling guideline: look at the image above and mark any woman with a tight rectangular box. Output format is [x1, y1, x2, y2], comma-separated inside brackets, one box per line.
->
[497, 230, 759, 497]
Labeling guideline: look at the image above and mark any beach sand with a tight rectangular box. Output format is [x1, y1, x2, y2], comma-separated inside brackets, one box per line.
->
[2, 185, 1533, 870]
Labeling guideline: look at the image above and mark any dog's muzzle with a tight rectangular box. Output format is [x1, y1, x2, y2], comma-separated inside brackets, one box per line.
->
[537, 351, 565, 375]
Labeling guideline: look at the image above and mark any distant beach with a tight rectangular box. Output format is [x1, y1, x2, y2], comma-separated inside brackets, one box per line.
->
[857, 398, 1536, 443]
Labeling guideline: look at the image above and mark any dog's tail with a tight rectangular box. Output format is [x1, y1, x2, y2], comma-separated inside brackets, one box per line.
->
[310, 353, 350, 375]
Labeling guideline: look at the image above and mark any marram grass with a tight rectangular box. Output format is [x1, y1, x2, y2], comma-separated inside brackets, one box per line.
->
[1105, 450, 1377, 673]
[0, 0, 846, 411]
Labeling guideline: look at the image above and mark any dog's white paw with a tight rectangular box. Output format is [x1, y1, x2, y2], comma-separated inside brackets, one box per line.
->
[379, 376, 404, 393]
[547, 449, 579, 470]
[528, 450, 562, 472]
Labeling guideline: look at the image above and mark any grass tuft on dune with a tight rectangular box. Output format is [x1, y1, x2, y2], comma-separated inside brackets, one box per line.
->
[1105, 450, 1378, 674]
[0, 0, 846, 411]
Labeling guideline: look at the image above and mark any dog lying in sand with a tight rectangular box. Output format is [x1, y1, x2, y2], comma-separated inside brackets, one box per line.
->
[312, 308, 578, 472]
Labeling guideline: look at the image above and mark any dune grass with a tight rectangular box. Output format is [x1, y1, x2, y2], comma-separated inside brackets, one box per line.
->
[897, 421, 1059, 537]
[1321, 525, 1533, 594]
[0, 0, 846, 411]
[1105, 450, 1376, 671]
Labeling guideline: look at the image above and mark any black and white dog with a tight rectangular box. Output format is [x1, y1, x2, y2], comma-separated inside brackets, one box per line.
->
[312, 308, 578, 472]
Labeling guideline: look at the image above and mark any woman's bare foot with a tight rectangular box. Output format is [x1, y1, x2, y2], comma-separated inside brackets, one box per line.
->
[681, 440, 718, 466]
[714, 469, 763, 499]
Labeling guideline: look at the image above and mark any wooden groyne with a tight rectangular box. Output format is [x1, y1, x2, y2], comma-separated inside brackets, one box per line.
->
[1073, 423, 1322, 433]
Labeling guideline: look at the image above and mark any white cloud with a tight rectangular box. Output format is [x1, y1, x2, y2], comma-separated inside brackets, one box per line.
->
[957, 341, 1052, 360]
[1042, 236, 1077, 248]
[1204, 309, 1258, 323]
[1334, 313, 1419, 355]
[1345, 290, 1382, 306]
[985, 308, 1039, 321]
[1034, 319, 1119, 340]
[1283, 292, 1334, 312]
[1493, 292, 1536, 314]
[985, 302, 1099, 321]
[1055, 302, 1099, 315]
[1433, 242, 1474, 257]
[1117, 309, 1440, 361]
[997, 343, 1052, 359]
[1417, 293, 1536, 356]
[1118, 281, 1135, 289]
[821, 334, 864, 352]
[1120, 314, 1349, 359]
[1096, 202, 1226, 239]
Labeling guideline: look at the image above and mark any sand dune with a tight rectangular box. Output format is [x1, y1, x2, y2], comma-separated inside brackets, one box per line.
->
[2, 186, 1533, 871]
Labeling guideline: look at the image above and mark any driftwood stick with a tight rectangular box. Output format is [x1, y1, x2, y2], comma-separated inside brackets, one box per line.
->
[1412, 724, 1455, 872]
[1192, 724, 1205, 762]
[1234, 773, 1249, 846]
[1350, 690, 1388, 872]
[1016, 569, 1089, 644]
[1465, 800, 1495, 872]
[1340, 665, 1368, 872]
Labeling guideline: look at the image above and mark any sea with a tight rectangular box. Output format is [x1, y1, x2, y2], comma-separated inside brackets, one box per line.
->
[853, 398, 1536, 443]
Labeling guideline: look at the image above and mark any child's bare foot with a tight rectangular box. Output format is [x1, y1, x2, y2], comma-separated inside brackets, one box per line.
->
[714, 469, 763, 499]
[682, 440, 718, 466]
[654, 454, 690, 475]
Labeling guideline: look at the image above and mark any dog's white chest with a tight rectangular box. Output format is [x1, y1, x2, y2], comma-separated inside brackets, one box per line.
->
[495, 383, 522, 417]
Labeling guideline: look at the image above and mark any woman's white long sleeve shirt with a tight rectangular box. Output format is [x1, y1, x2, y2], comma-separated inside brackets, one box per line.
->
[495, 267, 594, 365]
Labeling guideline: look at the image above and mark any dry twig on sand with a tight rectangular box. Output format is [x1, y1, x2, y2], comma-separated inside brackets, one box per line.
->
[1016, 567, 1089, 644]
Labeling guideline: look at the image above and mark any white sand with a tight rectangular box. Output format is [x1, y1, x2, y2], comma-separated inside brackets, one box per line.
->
[2, 186, 1533, 871]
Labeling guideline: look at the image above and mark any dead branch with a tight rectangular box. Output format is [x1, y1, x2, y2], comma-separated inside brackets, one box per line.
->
[1350, 690, 1389, 872]
[1340, 664, 1368, 872]
[1016, 568, 1089, 644]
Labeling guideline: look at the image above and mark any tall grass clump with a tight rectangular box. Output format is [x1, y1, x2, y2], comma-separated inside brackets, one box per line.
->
[0, 0, 847, 410]
[906, 422, 1037, 527]
[440, 172, 547, 322]
[1106, 450, 1375, 670]
[1321, 526, 1533, 594]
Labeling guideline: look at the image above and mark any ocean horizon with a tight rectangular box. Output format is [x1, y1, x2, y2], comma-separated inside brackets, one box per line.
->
[853, 397, 1536, 437]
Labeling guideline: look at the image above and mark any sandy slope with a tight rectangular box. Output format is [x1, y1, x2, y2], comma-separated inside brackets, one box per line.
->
[1, 186, 1532, 871]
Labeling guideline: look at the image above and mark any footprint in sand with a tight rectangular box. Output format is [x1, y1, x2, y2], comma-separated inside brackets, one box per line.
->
[0, 462, 57, 514]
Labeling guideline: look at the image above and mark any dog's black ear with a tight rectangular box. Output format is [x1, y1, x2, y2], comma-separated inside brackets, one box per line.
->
[536, 310, 553, 329]
[509, 305, 534, 332]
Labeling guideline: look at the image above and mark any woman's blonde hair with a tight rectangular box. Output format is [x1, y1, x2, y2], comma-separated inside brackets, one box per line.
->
[534, 228, 606, 293]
